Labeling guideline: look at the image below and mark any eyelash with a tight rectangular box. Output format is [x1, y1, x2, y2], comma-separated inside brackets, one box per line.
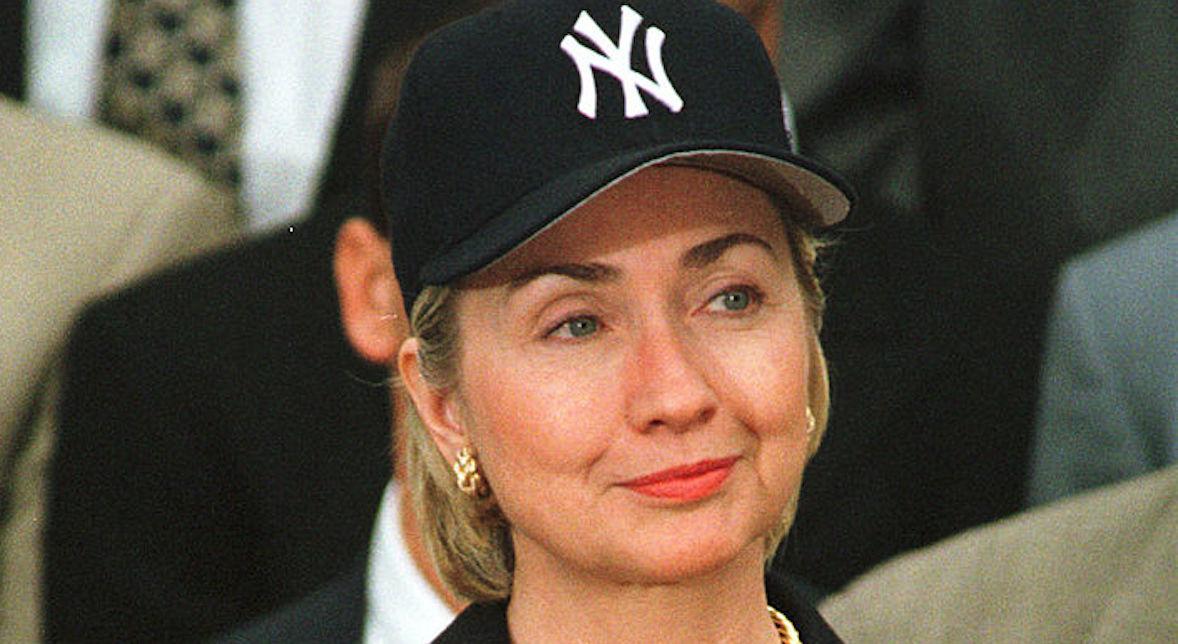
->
[545, 313, 602, 340]
[543, 283, 765, 340]
[703, 284, 766, 315]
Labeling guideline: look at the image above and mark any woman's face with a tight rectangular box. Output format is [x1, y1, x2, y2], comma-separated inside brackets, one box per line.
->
[446, 165, 813, 586]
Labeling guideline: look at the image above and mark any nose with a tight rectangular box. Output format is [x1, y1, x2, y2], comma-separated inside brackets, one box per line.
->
[624, 322, 718, 433]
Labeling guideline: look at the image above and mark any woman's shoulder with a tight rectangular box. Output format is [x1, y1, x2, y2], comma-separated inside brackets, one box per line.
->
[432, 578, 842, 644]
[766, 571, 845, 644]
[431, 600, 511, 644]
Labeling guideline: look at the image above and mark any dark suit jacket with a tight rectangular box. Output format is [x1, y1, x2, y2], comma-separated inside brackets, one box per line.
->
[40, 1, 505, 639]
[0, 2, 23, 99]
[223, 562, 842, 644]
[220, 558, 369, 644]
[39, 3, 519, 641]
[774, 0, 1178, 594]
[435, 573, 843, 644]
[45, 200, 391, 643]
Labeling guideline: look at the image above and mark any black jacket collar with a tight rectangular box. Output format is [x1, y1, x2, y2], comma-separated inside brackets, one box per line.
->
[433, 571, 843, 643]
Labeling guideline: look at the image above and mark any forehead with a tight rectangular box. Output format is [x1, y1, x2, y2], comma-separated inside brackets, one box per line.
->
[466, 165, 789, 286]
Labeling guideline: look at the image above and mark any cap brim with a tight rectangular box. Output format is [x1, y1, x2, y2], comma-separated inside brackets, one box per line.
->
[420, 141, 854, 286]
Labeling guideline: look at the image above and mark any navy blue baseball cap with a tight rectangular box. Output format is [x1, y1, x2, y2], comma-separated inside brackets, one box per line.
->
[382, 0, 854, 312]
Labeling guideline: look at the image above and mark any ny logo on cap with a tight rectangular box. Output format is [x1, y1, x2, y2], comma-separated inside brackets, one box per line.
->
[560, 5, 684, 120]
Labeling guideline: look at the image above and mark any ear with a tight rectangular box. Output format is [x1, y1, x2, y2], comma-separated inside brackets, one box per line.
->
[720, 1, 781, 59]
[398, 337, 469, 465]
[334, 218, 408, 365]
[805, 332, 829, 458]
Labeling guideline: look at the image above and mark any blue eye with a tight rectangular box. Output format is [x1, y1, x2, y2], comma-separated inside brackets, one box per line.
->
[708, 287, 758, 312]
[552, 316, 599, 339]
[717, 289, 750, 311]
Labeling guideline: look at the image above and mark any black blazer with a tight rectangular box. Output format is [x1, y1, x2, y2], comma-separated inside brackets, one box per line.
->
[435, 572, 843, 644]
[224, 563, 842, 644]
[45, 204, 391, 642]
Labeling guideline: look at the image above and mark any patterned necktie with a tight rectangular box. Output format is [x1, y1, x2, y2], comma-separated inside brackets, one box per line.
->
[99, 0, 242, 188]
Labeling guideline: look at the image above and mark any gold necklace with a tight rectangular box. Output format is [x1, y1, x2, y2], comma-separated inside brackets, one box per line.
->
[768, 606, 802, 644]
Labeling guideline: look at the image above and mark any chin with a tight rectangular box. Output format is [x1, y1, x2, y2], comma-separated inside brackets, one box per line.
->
[619, 491, 785, 582]
[611, 520, 769, 585]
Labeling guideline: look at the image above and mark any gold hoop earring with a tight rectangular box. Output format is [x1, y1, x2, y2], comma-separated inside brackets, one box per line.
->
[454, 446, 489, 498]
[805, 408, 816, 436]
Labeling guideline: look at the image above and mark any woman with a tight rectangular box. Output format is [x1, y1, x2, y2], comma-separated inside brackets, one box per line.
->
[383, 1, 853, 641]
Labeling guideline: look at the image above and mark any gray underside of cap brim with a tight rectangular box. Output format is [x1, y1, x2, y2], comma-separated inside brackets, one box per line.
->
[421, 146, 852, 287]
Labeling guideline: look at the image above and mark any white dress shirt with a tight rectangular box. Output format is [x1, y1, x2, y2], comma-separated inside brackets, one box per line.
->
[364, 484, 455, 644]
[27, 0, 365, 231]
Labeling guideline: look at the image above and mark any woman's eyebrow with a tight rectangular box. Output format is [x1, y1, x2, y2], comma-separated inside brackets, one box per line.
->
[682, 233, 776, 269]
[507, 262, 621, 291]
[504, 233, 772, 292]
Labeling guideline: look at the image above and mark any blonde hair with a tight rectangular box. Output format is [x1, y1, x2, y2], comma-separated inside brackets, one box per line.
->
[402, 206, 831, 602]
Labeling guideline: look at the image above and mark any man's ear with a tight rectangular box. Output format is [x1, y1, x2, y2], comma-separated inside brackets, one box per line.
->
[719, 1, 781, 59]
[334, 218, 408, 365]
[398, 337, 468, 464]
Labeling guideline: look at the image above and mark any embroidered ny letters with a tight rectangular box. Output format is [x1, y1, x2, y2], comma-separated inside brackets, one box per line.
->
[560, 5, 684, 119]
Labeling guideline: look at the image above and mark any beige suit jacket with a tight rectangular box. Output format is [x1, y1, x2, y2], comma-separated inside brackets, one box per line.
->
[821, 466, 1178, 643]
[0, 97, 239, 642]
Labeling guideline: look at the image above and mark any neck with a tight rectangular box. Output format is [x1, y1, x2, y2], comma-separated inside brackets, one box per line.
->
[506, 539, 780, 644]
[391, 386, 464, 612]
[396, 477, 465, 613]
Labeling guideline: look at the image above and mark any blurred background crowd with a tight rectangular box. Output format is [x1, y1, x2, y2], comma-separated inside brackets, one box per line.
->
[2, 1, 1175, 641]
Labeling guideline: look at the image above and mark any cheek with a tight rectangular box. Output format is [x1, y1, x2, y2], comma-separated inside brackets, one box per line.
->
[710, 324, 811, 433]
[704, 324, 812, 493]
[458, 346, 615, 490]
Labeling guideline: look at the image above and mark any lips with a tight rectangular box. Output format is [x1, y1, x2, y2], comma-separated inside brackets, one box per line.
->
[621, 456, 739, 501]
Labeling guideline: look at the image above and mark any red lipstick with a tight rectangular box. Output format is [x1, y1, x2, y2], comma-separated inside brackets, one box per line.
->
[622, 457, 738, 501]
